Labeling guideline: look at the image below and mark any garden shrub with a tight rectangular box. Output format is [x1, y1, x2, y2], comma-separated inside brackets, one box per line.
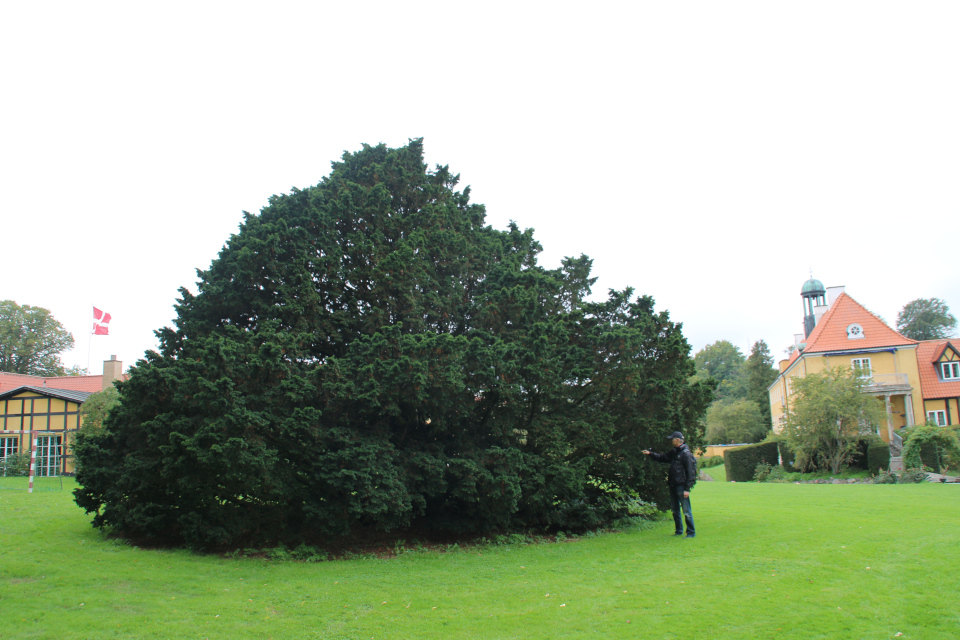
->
[753, 459, 787, 483]
[902, 425, 960, 473]
[900, 469, 929, 484]
[0, 451, 30, 477]
[871, 468, 898, 484]
[698, 456, 724, 469]
[725, 442, 780, 482]
[842, 436, 888, 473]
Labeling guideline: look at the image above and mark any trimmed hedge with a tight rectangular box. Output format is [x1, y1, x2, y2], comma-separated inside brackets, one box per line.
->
[833, 437, 887, 473]
[918, 441, 944, 473]
[725, 442, 780, 482]
[867, 442, 890, 474]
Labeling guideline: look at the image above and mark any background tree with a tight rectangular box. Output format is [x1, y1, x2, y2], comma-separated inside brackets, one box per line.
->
[77, 387, 120, 433]
[694, 340, 746, 401]
[783, 367, 886, 473]
[743, 339, 778, 430]
[896, 298, 957, 340]
[696, 339, 775, 443]
[704, 399, 767, 444]
[74, 140, 713, 547]
[0, 301, 75, 376]
[71, 387, 120, 474]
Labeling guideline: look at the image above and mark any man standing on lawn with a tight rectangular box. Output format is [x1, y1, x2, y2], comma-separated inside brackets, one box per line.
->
[643, 431, 697, 538]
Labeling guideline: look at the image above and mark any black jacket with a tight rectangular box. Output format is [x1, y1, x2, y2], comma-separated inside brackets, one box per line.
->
[649, 444, 697, 491]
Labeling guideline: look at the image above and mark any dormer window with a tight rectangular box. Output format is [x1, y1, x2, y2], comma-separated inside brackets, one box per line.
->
[846, 323, 865, 340]
[943, 362, 960, 380]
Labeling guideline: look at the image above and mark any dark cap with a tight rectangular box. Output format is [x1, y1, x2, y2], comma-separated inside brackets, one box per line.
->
[666, 431, 684, 440]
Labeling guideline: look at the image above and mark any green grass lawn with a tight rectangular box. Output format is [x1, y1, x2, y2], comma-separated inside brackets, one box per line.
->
[2, 479, 958, 639]
[702, 463, 726, 482]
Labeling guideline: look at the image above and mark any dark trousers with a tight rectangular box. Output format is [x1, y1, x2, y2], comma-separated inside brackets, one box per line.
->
[669, 485, 695, 536]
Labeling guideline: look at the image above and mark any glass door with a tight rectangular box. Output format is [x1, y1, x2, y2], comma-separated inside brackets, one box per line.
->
[36, 436, 62, 477]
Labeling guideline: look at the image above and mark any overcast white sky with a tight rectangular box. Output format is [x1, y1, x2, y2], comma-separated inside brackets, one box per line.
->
[2, 1, 958, 375]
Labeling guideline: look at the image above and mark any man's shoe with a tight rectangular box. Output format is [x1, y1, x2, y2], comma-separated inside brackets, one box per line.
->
[685, 534, 696, 538]
[673, 532, 684, 536]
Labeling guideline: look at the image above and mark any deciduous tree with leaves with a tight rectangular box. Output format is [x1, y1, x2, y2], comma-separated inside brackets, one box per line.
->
[896, 298, 957, 340]
[74, 140, 713, 547]
[694, 340, 746, 401]
[782, 367, 886, 474]
[704, 398, 767, 444]
[0, 301, 75, 376]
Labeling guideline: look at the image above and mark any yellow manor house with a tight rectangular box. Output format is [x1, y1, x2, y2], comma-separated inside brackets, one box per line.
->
[769, 279, 960, 450]
[0, 357, 124, 476]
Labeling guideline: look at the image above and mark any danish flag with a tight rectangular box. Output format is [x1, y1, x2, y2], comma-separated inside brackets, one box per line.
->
[93, 307, 111, 335]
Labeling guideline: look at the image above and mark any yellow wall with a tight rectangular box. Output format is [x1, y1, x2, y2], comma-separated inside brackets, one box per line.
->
[700, 444, 748, 458]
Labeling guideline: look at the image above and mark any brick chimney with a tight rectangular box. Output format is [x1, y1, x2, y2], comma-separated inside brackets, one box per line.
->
[103, 355, 123, 390]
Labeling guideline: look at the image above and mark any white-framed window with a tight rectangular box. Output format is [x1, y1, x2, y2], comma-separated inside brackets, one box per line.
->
[927, 410, 948, 426]
[942, 362, 960, 380]
[851, 357, 872, 377]
[35, 436, 62, 477]
[0, 437, 18, 458]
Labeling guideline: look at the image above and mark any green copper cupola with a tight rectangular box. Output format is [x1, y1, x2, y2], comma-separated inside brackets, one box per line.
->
[801, 276, 826, 337]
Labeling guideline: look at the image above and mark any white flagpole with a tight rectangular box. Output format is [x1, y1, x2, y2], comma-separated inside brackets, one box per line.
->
[87, 304, 93, 373]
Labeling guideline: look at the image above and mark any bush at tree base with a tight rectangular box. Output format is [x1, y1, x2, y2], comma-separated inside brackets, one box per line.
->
[725, 442, 779, 482]
[72, 140, 714, 547]
[0, 451, 30, 476]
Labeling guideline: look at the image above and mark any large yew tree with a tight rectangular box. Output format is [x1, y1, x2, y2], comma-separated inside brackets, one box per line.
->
[75, 140, 712, 546]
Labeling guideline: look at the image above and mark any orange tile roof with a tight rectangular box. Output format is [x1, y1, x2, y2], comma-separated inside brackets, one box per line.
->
[916, 340, 960, 399]
[785, 348, 801, 368]
[801, 292, 917, 354]
[0, 372, 105, 394]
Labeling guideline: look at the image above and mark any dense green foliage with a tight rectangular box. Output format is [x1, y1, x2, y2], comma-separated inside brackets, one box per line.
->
[704, 398, 767, 444]
[0, 450, 30, 476]
[896, 297, 957, 340]
[0, 300, 75, 376]
[77, 387, 120, 433]
[74, 140, 712, 547]
[694, 340, 746, 400]
[782, 367, 886, 474]
[901, 424, 960, 473]
[724, 441, 779, 482]
[697, 339, 776, 444]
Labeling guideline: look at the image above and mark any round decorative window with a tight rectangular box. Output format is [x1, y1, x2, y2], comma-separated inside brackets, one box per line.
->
[846, 323, 865, 339]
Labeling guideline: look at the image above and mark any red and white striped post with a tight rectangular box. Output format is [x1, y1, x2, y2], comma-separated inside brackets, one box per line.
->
[27, 435, 37, 493]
